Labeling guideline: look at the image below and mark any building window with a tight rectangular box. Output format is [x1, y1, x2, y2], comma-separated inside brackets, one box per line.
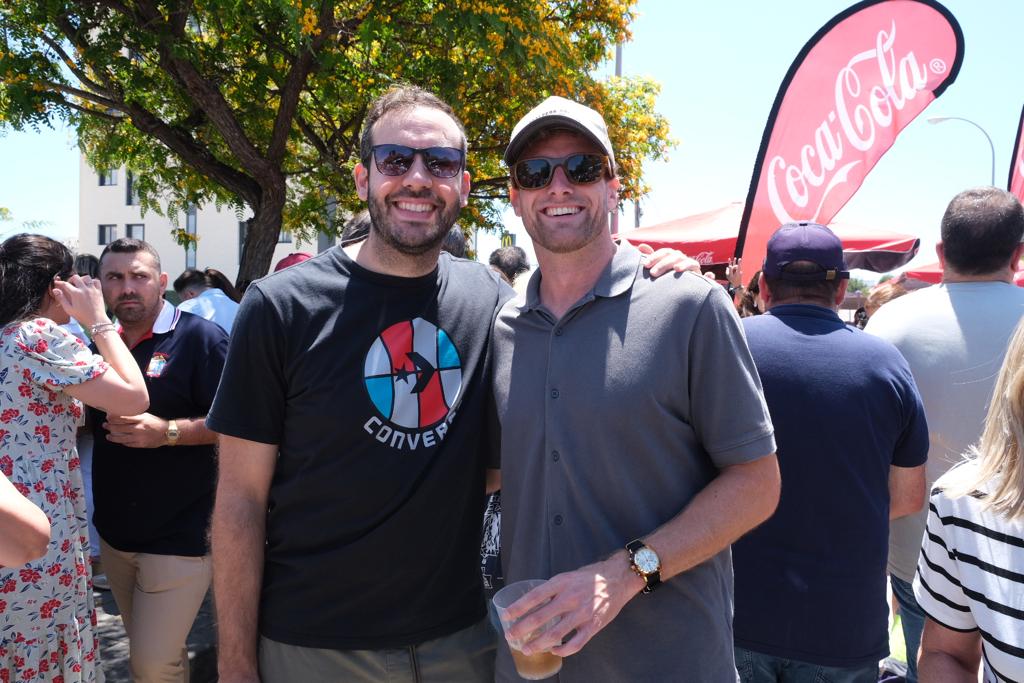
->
[238, 221, 248, 263]
[98, 224, 117, 245]
[278, 230, 292, 244]
[185, 205, 197, 269]
[126, 172, 140, 206]
[98, 170, 117, 186]
[126, 223, 144, 240]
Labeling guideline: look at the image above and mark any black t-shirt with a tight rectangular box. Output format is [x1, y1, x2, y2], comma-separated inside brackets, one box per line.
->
[92, 307, 229, 556]
[207, 248, 508, 650]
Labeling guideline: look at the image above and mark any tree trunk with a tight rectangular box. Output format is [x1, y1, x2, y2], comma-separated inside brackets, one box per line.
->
[236, 185, 286, 291]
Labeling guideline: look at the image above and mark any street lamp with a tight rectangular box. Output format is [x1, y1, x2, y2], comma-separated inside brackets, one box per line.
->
[927, 116, 996, 186]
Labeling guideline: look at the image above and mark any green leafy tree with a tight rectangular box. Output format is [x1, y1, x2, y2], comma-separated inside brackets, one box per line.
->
[0, 206, 52, 233]
[848, 277, 872, 295]
[1, 0, 673, 287]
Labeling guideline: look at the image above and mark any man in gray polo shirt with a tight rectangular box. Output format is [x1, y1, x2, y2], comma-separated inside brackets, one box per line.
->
[491, 96, 780, 681]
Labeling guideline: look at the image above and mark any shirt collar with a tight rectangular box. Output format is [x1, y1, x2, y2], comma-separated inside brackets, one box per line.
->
[117, 299, 180, 348]
[765, 303, 843, 323]
[521, 243, 641, 313]
[152, 299, 181, 334]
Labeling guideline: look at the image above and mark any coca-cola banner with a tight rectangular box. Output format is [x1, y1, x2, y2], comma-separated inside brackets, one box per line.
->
[736, 0, 963, 270]
[1009, 103, 1024, 202]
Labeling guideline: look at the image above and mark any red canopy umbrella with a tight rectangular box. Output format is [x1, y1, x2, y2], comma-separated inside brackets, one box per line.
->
[904, 261, 1024, 287]
[617, 202, 921, 273]
[903, 262, 942, 284]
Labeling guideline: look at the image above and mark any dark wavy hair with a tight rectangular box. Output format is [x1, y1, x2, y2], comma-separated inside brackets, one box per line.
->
[0, 234, 74, 327]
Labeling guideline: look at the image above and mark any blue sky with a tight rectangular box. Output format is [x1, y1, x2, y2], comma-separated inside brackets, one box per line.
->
[3, 0, 1022, 271]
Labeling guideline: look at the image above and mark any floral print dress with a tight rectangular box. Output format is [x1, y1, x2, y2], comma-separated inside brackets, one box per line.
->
[0, 319, 109, 682]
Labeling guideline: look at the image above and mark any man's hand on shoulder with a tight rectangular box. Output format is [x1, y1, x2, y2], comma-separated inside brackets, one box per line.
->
[637, 243, 701, 278]
[103, 413, 171, 448]
[504, 552, 644, 658]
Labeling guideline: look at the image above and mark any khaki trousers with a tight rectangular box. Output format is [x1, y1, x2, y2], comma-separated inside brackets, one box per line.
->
[100, 538, 212, 683]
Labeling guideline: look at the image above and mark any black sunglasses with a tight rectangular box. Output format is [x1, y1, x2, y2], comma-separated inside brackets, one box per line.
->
[367, 144, 465, 179]
[511, 153, 610, 190]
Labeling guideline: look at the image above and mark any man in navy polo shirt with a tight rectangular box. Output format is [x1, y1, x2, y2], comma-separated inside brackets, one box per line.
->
[92, 238, 229, 682]
[734, 223, 928, 682]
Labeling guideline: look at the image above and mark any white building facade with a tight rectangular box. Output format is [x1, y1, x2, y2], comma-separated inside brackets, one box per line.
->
[77, 156, 317, 282]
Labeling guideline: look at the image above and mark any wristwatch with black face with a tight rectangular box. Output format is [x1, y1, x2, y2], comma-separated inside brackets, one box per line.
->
[626, 539, 661, 593]
[165, 419, 180, 446]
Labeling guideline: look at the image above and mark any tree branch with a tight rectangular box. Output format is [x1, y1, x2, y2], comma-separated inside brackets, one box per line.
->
[61, 99, 123, 122]
[267, 1, 352, 164]
[122, 102, 262, 208]
[37, 32, 111, 97]
[39, 80, 121, 111]
[131, 0, 272, 180]
[295, 114, 350, 179]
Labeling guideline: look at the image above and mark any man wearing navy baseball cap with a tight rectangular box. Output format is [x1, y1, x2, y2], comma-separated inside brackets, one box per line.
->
[732, 221, 929, 681]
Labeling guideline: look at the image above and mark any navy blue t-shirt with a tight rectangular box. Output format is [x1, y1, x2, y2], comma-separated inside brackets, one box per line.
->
[92, 307, 228, 556]
[734, 304, 928, 667]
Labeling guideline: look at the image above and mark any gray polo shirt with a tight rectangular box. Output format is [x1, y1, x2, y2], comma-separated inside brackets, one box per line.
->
[492, 244, 775, 682]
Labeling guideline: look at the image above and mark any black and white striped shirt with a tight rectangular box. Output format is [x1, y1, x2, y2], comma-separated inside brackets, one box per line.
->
[914, 472, 1024, 683]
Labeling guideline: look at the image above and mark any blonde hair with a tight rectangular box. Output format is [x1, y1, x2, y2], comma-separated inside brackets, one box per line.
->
[940, 316, 1024, 519]
[865, 281, 907, 317]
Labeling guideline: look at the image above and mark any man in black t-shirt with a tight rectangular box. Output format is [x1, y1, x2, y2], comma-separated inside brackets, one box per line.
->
[92, 238, 228, 682]
[208, 86, 507, 683]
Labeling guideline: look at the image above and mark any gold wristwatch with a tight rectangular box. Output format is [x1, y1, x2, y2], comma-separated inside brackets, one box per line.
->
[165, 419, 180, 446]
[626, 539, 662, 593]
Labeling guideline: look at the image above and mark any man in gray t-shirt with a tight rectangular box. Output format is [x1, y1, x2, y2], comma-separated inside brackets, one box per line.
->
[866, 186, 1024, 683]
[491, 97, 779, 682]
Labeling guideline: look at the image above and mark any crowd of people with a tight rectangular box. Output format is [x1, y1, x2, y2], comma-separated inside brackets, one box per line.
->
[1, 84, 1023, 683]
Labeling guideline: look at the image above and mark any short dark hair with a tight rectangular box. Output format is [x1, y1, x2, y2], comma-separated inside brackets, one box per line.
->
[173, 267, 242, 303]
[173, 268, 206, 294]
[74, 253, 100, 278]
[0, 233, 74, 326]
[358, 85, 467, 163]
[765, 261, 841, 306]
[99, 237, 162, 271]
[941, 187, 1024, 275]
[441, 225, 467, 258]
[489, 246, 530, 283]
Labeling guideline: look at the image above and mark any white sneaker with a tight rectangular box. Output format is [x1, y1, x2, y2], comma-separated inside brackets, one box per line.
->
[93, 573, 111, 591]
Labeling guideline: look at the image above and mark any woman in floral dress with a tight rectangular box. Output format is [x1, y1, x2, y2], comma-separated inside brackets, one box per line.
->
[0, 234, 148, 682]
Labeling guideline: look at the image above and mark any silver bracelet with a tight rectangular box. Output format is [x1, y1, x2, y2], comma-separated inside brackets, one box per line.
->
[90, 322, 117, 336]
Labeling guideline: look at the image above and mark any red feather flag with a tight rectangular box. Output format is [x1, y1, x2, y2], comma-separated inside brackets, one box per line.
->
[736, 0, 963, 271]
[1009, 103, 1024, 201]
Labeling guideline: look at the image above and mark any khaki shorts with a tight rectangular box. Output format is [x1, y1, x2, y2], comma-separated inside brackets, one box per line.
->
[259, 617, 497, 683]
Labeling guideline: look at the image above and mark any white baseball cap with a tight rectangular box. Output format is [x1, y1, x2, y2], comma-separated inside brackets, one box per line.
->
[504, 96, 615, 167]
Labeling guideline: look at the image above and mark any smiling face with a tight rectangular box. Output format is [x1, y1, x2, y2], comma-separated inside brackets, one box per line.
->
[353, 106, 471, 257]
[99, 250, 167, 326]
[509, 130, 619, 255]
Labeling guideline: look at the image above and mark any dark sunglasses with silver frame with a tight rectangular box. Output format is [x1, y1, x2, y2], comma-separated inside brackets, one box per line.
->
[367, 144, 465, 179]
[510, 153, 611, 190]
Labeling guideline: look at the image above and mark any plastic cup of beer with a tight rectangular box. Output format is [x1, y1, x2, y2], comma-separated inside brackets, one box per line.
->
[492, 579, 563, 680]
